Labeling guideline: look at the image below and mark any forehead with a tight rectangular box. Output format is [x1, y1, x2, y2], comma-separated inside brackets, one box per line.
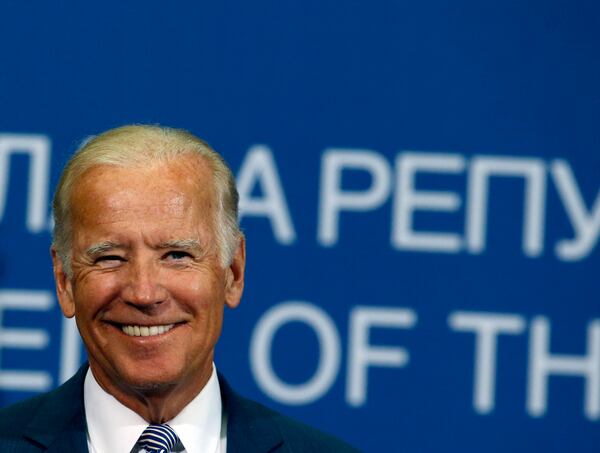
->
[69, 156, 216, 233]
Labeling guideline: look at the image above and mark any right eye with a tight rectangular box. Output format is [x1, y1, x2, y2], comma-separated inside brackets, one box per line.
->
[94, 255, 125, 268]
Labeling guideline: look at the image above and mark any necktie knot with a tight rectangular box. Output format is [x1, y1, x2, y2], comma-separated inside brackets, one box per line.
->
[136, 423, 180, 453]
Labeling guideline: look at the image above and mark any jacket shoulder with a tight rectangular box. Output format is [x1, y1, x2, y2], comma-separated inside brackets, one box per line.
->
[264, 402, 360, 452]
[0, 366, 88, 451]
[221, 377, 360, 452]
[0, 392, 47, 436]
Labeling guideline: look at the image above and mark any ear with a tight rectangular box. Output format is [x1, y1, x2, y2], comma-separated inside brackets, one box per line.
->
[51, 248, 76, 318]
[224, 234, 246, 309]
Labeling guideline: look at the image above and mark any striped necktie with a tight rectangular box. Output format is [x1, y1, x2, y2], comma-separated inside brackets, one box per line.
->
[135, 423, 181, 453]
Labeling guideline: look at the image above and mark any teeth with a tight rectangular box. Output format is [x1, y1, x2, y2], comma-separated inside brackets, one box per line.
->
[121, 324, 175, 337]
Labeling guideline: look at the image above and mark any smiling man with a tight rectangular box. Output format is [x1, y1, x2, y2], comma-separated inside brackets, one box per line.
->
[0, 125, 357, 453]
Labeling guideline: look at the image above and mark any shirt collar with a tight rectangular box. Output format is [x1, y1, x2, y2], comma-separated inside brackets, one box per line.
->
[169, 365, 222, 453]
[84, 364, 223, 453]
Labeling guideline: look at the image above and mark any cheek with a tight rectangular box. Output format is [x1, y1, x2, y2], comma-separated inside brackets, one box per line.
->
[166, 271, 225, 302]
[72, 273, 122, 316]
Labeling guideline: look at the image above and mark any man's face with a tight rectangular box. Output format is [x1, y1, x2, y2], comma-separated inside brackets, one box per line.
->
[52, 156, 244, 407]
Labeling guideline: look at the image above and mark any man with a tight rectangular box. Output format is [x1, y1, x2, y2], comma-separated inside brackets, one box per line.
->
[0, 125, 358, 452]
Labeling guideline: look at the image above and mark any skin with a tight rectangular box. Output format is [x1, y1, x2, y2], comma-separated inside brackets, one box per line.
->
[51, 155, 245, 423]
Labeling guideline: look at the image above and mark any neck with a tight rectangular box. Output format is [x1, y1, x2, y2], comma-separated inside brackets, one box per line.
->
[89, 362, 213, 423]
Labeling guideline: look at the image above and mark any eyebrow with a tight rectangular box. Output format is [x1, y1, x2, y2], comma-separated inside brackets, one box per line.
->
[85, 241, 122, 257]
[156, 239, 202, 250]
[84, 239, 203, 258]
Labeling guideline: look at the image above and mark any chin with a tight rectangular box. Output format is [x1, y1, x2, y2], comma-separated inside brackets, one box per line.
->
[118, 366, 184, 395]
[130, 380, 177, 395]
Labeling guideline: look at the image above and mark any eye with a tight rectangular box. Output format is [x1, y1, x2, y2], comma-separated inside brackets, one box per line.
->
[94, 255, 125, 268]
[164, 251, 193, 261]
[95, 255, 124, 262]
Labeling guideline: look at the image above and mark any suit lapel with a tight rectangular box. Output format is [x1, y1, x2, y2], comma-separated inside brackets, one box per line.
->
[19, 368, 284, 452]
[219, 374, 284, 453]
[23, 365, 89, 452]
[43, 415, 88, 453]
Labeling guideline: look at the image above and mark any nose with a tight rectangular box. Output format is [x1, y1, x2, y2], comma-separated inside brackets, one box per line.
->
[121, 259, 168, 308]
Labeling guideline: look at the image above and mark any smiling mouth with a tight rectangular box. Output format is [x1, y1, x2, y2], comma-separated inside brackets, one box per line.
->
[121, 324, 175, 337]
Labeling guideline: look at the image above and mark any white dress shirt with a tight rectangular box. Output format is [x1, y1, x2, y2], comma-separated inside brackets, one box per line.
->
[84, 364, 227, 453]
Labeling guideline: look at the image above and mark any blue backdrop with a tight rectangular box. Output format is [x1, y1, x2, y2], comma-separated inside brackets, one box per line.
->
[0, 1, 599, 451]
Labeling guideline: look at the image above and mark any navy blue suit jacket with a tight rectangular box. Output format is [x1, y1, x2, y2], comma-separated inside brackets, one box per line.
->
[0, 366, 358, 452]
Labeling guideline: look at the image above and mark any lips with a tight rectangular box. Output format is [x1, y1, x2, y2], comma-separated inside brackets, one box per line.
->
[121, 324, 175, 337]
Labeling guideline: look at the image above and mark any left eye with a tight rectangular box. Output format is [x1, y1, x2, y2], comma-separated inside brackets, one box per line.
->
[165, 251, 192, 260]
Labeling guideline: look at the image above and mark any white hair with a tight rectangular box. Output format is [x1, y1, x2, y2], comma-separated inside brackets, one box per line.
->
[52, 124, 241, 276]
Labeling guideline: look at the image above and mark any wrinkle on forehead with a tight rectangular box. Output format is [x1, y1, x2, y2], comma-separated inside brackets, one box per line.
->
[68, 159, 218, 248]
[101, 188, 189, 218]
[70, 158, 215, 223]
